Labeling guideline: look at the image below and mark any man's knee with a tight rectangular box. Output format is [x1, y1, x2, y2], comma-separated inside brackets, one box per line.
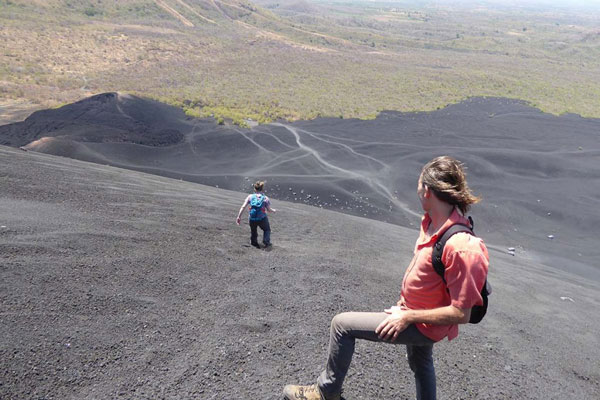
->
[331, 312, 354, 335]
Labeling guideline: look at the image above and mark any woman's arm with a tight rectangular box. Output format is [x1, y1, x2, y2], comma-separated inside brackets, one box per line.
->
[236, 197, 250, 225]
[266, 197, 276, 213]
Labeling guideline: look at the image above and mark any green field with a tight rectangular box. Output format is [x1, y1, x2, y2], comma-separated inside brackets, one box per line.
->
[1, 0, 599, 124]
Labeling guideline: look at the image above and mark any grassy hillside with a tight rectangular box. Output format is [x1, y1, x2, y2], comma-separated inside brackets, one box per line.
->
[1, 0, 600, 123]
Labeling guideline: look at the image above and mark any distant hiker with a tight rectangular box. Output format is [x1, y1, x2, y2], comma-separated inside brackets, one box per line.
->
[236, 181, 276, 248]
[283, 156, 489, 400]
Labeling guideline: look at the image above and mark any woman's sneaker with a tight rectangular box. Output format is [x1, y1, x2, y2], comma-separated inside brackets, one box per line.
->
[282, 383, 341, 400]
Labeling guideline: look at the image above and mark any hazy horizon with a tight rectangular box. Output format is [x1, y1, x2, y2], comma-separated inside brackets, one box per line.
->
[318, 0, 600, 11]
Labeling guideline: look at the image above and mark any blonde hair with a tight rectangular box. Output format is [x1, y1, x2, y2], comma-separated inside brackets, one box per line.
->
[420, 156, 480, 214]
[253, 181, 265, 192]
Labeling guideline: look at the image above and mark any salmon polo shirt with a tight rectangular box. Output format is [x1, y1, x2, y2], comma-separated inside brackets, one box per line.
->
[399, 209, 489, 342]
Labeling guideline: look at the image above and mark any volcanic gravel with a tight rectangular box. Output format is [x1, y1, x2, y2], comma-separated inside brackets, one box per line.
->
[1, 146, 599, 399]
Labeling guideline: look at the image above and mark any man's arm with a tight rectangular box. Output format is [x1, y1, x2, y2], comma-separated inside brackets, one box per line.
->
[375, 305, 470, 341]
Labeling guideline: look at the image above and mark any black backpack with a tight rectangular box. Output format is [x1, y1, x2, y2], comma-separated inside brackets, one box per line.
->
[431, 218, 490, 324]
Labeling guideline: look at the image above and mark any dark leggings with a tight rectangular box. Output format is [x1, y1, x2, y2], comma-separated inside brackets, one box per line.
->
[249, 217, 270, 245]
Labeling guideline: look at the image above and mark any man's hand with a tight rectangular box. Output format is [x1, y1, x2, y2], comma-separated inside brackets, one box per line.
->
[375, 310, 412, 342]
[377, 305, 470, 335]
[236, 217, 241, 225]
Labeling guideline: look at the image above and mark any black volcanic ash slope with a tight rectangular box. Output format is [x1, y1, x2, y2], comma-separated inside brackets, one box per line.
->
[0, 92, 185, 148]
[1, 94, 600, 280]
[1, 146, 599, 400]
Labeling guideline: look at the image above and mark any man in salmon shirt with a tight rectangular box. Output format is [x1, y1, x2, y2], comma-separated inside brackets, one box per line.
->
[283, 156, 489, 400]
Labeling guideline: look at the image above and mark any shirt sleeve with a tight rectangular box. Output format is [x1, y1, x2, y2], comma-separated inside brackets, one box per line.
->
[443, 236, 489, 310]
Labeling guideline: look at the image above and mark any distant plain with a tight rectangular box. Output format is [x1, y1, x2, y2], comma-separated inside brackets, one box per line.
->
[1, 0, 600, 125]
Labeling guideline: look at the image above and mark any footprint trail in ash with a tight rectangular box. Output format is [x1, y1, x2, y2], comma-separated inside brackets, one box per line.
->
[270, 123, 420, 221]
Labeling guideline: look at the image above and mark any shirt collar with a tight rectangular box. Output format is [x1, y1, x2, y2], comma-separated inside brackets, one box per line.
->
[417, 208, 469, 247]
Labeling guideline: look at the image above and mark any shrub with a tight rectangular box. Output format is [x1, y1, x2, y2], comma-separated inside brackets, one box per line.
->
[84, 7, 101, 17]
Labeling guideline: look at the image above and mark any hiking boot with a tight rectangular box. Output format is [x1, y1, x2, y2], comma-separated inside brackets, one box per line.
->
[251, 242, 261, 249]
[282, 383, 341, 400]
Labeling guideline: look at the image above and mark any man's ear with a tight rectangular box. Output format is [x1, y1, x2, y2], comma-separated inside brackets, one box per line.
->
[423, 184, 431, 198]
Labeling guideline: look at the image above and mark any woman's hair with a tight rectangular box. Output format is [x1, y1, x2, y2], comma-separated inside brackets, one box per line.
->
[420, 156, 480, 214]
[254, 181, 265, 192]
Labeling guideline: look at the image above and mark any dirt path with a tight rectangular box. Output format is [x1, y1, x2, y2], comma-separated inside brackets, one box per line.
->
[155, 0, 195, 27]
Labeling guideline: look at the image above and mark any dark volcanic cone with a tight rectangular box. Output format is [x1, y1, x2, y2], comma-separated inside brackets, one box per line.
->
[1, 92, 185, 148]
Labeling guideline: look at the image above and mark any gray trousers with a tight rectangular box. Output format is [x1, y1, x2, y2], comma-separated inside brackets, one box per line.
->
[317, 312, 436, 400]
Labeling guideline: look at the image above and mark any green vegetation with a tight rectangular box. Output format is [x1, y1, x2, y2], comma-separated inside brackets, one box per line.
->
[1, 0, 600, 124]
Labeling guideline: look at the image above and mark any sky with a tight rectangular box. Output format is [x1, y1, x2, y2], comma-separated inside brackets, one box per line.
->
[456, 0, 600, 10]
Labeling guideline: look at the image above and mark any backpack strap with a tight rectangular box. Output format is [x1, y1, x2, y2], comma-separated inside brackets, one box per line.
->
[431, 222, 474, 284]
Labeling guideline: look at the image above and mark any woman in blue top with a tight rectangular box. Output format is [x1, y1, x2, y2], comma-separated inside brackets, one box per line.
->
[236, 181, 276, 248]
